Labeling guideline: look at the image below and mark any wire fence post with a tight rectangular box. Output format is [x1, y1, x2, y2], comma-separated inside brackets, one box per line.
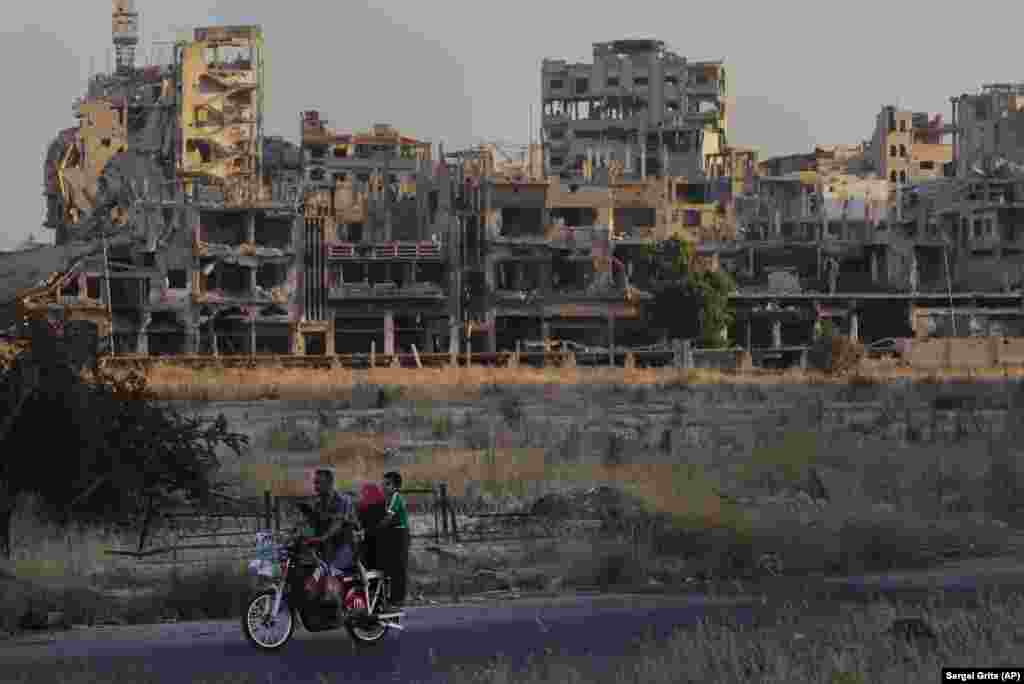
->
[433, 484, 440, 544]
[274, 495, 281, 535]
[263, 490, 272, 531]
[439, 483, 449, 543]
[449, 487, 459, 543]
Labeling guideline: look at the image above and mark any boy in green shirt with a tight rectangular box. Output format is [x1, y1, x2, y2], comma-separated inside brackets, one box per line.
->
[378, 471, 410, 609]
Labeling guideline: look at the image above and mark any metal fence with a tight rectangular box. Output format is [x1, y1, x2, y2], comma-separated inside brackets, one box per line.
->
[105, 483, 612, 567]
[106, 486, 458, 567]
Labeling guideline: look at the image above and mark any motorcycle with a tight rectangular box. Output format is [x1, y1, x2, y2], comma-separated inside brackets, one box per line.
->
[241, 502, 405, 651]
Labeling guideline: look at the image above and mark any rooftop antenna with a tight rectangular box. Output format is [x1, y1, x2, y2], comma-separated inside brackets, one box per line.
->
[111, 0, 139, 74]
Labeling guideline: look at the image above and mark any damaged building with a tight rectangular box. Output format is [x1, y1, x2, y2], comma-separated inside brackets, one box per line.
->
[33, 11, 306, 356]
[18, 7, 1024, 368]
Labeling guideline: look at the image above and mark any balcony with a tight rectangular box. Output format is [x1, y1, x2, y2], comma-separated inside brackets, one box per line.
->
[328, 282, 445, 301]
[325, 241, 443, 261]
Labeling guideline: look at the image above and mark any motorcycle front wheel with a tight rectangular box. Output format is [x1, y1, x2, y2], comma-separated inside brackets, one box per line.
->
[346, 618, 389, 643]
[242, 588, 295, 651]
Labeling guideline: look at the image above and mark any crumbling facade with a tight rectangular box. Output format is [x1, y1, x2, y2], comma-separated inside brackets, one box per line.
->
[867, 105, 952, 184]
[18, 10, 1024, 367]
[541, 40, 728, 181]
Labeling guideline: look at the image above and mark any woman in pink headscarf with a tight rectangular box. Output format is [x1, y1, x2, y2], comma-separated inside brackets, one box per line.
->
[357, 482, 387, 570]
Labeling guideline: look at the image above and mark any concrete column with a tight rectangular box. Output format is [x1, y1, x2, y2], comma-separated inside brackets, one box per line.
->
[249, 319, 256, 356]
[541, 319, 550, 341]
[384, 312, 395, 355]
[607, 314, 616, 366]
[746, 247, 755, 278]
[849, 311, 859, 343]
[487, 310, 497, 353]
[870, 249, 880, 285]
[448, 314, 459, 357]
[771, 319, 782, 349]
[250, 266, 257, 295]
[326, 320, 336, 356]
[186, 326, 199, 353]
[247, 211, 256, 243]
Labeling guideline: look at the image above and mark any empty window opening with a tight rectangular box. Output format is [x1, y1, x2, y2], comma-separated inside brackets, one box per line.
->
[606, 76, 620, 87]
[200, 211, 247, 245]
[256, 262, 288, 290]
[549, 79, 564, 90]
[254, 323, 290, 354]
[109, 278, 147, 309]
[614, 208, 656, 232]
[254, 214, 292, 249]
[499, 208, 544, 237]
[209, 263, 250, 296]
[417, 262, 443, 286]
[307, 144, 327, 159]
[890, 171, 898, 182]
[634, 77, 649, 86]
[890, 145, 898, 157]
[899, 120, 907, 132]
[550, 207, 597, 227]
[142, 252, 156, 268]
[168, 269, 187, 288]
[86, 277, 101, 300]
[575, 78, 589, 94]
[211, 313, 251, 355]
[147, 312, 187, 356]
[899, 171, 907, 183]
[920, 160, 935, 170]
[899, 144, 907, 157]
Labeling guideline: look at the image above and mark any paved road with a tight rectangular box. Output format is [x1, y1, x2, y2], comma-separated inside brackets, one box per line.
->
[0, 593, 759, 684]
[5, 556, 1024, 684]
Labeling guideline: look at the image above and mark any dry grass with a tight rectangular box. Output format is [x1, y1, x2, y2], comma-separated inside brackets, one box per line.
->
[5, 377, 1024, 641]
[136, 362, 1024, 401]
[438, 591, 1024, 684]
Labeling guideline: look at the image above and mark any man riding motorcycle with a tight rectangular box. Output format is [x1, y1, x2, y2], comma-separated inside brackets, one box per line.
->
[305, 468, 358, 615]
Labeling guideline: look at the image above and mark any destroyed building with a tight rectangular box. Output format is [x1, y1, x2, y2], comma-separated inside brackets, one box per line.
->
[18, 6, 1024, 367]
[867, 105, 953, 184]
[541, 39, 728, 181]
[298, 113, 451, 355]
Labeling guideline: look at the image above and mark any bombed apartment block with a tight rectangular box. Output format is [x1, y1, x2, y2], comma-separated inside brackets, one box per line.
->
[542, 40, 728, 182]
[951, 83, 1024, 178]
[29, 11, 305, 356]
[867, 105, 953, 185]
[298, 111, 450, 356]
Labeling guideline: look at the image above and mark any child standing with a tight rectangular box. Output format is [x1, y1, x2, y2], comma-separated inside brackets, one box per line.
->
[378, 471, 410, 608]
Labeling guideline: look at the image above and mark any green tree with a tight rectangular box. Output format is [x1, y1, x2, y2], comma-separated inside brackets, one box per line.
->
[644, 238, 736, 348]
[0, 321, 248, 558]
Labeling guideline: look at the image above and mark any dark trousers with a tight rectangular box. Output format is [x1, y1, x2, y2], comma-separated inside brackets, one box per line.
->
[379, 528, 410, 603]
[360, 533, 379, 571]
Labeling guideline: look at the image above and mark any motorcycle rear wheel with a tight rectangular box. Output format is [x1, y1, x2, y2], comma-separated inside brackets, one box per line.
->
[242, 589, 295, 651]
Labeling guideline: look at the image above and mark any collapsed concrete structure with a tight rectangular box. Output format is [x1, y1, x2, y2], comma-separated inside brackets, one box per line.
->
[12, 8, 1024, 366]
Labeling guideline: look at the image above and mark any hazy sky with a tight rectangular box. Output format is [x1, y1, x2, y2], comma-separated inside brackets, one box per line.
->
[2, 0, 1022, 248]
